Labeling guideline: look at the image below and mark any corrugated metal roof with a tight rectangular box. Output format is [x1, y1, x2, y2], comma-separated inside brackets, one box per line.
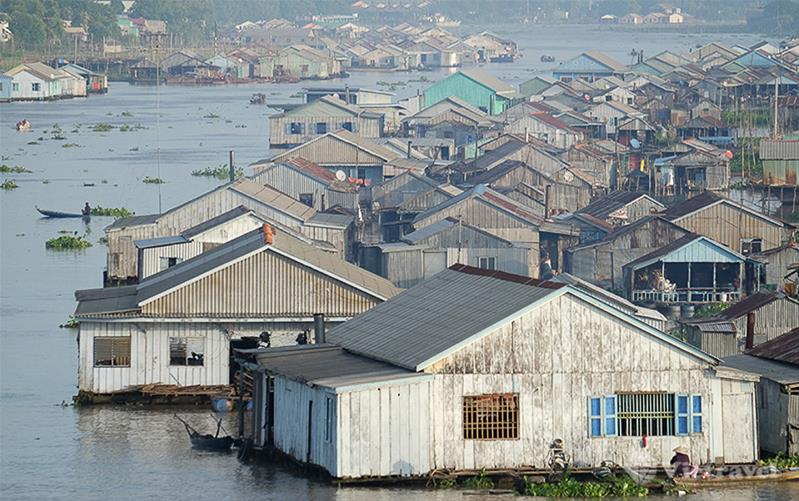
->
[230, 179, 317, 221]
[722, 353, 799, 385]
[459, 68, 517, 96]
[181, 206, 254, 238]
[327, 265, 562, 370]
[105, 213, 159, 231]
[577, 191, 662, 219]
[624, 234, 745, 270]
[760, 139, 799, 160]
[402, 216, 515, 246]
[252, 345, 423, 389]
[134, 235, 189, 249]
[306, 212, 354, 228]
[74, 285, 139, 316]
[716, 292, 780, 320]
[748, 328, 799, 365]
[694, 321, 737, 334]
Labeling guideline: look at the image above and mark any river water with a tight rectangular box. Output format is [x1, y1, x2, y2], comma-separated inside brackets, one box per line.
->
[1, 25, 796, 500]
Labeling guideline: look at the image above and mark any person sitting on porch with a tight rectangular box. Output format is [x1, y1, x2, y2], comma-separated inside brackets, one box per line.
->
[654, 271, 676, 293]
[670, 446, 698, 478]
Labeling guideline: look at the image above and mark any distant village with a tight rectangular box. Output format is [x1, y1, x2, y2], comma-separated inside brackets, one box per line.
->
[57, 14, 799, 486]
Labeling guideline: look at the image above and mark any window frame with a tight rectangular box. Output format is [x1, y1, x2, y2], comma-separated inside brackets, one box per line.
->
[315, 122, 328, 134]
[740, 238, 762, 255]
[463, 393, 519, 441]
[32, 82, 41, 92]
[588, 393, 702, 438]
[12, 82, 19, 92]
[288, 122, 305, 135]
[324, 397, 334, 443]
[93, 336, 131, 368]
[478, 256, 497, 270]
[169, 337, 205, 367]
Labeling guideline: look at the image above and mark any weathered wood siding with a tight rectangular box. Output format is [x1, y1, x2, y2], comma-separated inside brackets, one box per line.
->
[684, 328, 739, 358]
[567, 218, 689, 290]
[730, 298, 799, 346]
[757, 247, 799, 287]
[504, 116, 583, 149]
[271, 136, 387, 167]
[480, 166, 589, 213]
[141, 248, 380, 317]
[107, 224, 158, 281]
[622, 197, 665, 224]
[139, 241, 204, 279]
[424, 292, 755, 468]
[756, 378, 794, 455]
[273, 378, 338, 473]
[270, 114, 382, 146]
[252, 166, 358, 210]
[79, 321, 335, 394]
[336, 380, 432, 477]
[673, 202, 785, 252]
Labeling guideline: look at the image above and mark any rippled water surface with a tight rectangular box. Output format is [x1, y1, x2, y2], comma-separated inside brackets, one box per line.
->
[1, 25, 794, 500]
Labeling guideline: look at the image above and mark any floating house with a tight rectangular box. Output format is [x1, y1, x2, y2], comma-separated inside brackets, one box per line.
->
[268, 95, 384, 150]
[661, 191, 792, 254]
[760, 139, 799, 187]
[269, 129, 400, 184]
[575, 191, 664, 227]
[104, 178, 354, 284]
[251, 157, 360, 211]
[423, 69, 517, 115]
[75, 225, 399, 398]
[623, 234, 747, 305]
[565, 215, 690, 291]
[553, 51, 628, 82]
[248, 265, 758, 478]
[723, 329, 799, 456]
[60, 63, 108, 93]
[4, 62, 83, 100]
[361, 217, 535, 288]
[134, 206, 266, 280]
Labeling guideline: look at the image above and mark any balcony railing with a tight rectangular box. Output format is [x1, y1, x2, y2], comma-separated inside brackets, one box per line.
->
[632, 288, 741, 304]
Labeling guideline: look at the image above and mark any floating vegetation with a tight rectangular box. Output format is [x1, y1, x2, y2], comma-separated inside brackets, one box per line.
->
[524, 476, 649, 498]
[235, 124, 247, 128]
[142, 176, 165, 184]
[97, 236, 108, 245]
[225, 119, 233, 123]
[42, 179, 50, 184]
[1, 179, 19, 190]
[758, 453, 799, 469]
[0, 164, 32, 173]
[71, 129, 79, 133]
[45, 235, 92, 250]
[60, 316, 79, 329]
[120, 111, 134, 117]
[129, 147, 139, 151]
[90, 206, 133, 218]
[51, 134, 66, 140]
[462, 470, 494, 490]
[192, 164, 243, 180]
[27, 141, 39, 145]
[91, 123, 115, 132]
[62, 143, 81, 148]
[409, 76, 431, 83]
[203, 112, 220, 119]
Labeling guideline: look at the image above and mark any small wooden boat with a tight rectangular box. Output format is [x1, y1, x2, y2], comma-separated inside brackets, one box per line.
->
[36, 206, 88, 219]
[490, 54, 515, 63]
[175, 414, 234, 452]
[540, 55, 555, 63]
[673, 468, 799, 488]
[249, 93, 267, 105]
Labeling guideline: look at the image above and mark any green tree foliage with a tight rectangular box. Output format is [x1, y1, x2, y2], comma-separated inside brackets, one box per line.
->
[0, 0, 120, 50]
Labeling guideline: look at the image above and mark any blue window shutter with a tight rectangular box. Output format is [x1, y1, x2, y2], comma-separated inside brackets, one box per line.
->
[604, 395, 617, 437]
[676, 394, 689, 435]
[691, 395, 703, 433]
[589, 397, 602, 437]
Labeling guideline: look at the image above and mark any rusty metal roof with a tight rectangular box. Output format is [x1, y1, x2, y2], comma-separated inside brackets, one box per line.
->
[760, 139, 799, 160]
[716, 292, 779, 320]
[747, 327, 799, 365]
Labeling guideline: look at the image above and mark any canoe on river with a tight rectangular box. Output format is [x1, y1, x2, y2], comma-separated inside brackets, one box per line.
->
[36, 206, 88, 219]
[673, 468, 799, 488]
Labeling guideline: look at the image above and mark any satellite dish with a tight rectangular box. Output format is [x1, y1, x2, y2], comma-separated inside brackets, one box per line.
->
[335, 170, 347, 182]
[563, 171, 574, 182]
[630, 138, 641, 149]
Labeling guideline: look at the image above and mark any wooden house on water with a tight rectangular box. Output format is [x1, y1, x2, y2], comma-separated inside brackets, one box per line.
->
[723, 329, 799, 456]
[422, 69, 518, 115]
[246, 264, 758, 478]
[753, 243, 799, 291]
[104, 178, 355, 284]
[682, 292, 799, 357]
[135, 206, 266, 280]
[370, 171, 462, 242]
[268, 95, 384, 150]
[575, 191, 664, 227]
[622, 234, 748, 306]
[269, 129, 400, 184]
[360, 217, 535, 288]
[760, 139, 799, 187]
[75, 225, 399, 399]
[660, 191, 794, 254]
[251, 157, 360, 211]
[565, 215, 690, 291]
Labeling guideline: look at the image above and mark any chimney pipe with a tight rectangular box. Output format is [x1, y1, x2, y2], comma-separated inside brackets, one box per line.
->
[229, 150, 235, 182]
[745, 312, 755, 350]
[345, 84, 351, 104]
[407, 140, 412, 159]
[313, 313, 326, 344]
[544, 184, 552, 219]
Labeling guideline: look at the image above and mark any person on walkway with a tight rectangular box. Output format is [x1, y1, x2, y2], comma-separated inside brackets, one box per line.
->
[670, 446, 698, 478]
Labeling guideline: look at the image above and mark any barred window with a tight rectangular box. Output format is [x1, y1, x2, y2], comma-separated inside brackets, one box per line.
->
[463, 394, 519, 440]
[589, 393, 702, 437]
[94, 336, 131, 367]
[169, 337, 204, 366]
